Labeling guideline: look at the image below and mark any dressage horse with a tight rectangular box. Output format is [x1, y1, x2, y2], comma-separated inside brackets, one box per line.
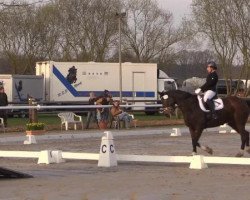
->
[159, 90, 250, 157]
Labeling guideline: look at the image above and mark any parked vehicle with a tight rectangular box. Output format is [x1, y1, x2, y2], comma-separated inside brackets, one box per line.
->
[0, 75, 44, 117]
[216, 79, 244, 96]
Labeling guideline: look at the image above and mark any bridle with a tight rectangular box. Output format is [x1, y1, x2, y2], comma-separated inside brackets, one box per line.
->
[163, 105, 177, 115]
[161, 94, 177, 115]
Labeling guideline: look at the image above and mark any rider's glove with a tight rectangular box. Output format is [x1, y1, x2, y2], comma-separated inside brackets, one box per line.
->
[195, 88, 201, 94]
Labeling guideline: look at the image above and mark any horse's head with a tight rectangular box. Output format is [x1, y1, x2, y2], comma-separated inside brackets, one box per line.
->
[158, 91, 176, 115]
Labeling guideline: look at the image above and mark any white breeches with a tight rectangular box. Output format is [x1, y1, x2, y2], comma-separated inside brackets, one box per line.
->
[203, 90, 216, 102]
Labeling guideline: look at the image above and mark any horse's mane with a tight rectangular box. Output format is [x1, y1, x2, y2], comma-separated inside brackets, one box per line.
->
[168, 90, 194, 100]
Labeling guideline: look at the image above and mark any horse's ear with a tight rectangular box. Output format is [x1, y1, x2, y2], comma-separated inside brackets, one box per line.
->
[158, 90, 167, 97]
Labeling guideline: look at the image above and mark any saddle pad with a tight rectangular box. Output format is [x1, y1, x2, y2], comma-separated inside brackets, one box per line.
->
[197, 96, 224, 112]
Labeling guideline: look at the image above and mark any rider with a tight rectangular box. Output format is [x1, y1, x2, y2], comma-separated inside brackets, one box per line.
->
[195, 61, 218, 119]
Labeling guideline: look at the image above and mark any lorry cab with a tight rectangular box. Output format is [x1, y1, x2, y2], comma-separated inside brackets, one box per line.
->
[157, 69, 178, 93]
[144, 69, 178, 115]
[157, 78, 178, 93]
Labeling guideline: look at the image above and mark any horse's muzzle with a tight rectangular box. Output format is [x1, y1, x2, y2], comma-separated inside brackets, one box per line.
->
[163, 107, 175, 115]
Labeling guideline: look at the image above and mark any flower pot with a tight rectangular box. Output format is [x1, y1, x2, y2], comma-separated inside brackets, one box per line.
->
[99, 121, 107, 130]
[26, 130, 45, 135]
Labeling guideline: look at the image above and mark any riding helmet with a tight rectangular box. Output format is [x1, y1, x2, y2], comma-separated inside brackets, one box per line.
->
[207, 61, 217, 70]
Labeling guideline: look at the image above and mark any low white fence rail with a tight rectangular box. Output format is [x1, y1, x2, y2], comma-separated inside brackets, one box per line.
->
[0, 104, 163, 110]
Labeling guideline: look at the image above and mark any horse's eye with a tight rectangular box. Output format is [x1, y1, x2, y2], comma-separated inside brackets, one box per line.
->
[162, 95, 168, 100]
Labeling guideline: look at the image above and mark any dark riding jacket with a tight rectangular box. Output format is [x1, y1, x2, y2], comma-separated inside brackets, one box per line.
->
[200, 71, 218, 92]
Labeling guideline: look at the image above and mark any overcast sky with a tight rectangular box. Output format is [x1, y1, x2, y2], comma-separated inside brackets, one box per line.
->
[157, 0, 193, 24]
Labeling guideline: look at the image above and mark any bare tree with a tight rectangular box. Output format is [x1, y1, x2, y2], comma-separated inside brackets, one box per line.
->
[122, 0, 183, 63]
[0, 1, 59, 74]
[0, 0, 192, 75]
[57, 0, 119, 62]
[223, 0, 250, 96]
[0, 3, 33, 74]
[35, 3, 62, 61]
[192, 0, 238, 95]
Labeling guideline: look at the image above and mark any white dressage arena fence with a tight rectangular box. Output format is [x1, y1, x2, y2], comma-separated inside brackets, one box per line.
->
[0, 104, 163, 110]
[1, 131, 250, 169]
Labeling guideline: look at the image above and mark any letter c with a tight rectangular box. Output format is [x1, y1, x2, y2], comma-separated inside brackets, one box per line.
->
[102, 145, 107, 153]
[110, 144, 114, 153]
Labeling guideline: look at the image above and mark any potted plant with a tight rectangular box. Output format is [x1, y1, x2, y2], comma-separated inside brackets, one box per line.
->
[25, 122, 45, 135]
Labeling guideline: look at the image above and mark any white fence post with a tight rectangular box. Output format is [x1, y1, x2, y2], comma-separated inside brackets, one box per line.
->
[23, 135, 37, 145]
[98, 131, 117, 167]
[189, 155, 208, 169]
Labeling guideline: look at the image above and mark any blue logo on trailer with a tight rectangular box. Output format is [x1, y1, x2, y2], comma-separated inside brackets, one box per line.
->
[52, 65, 155, 98]
[14, 80, 26, 101]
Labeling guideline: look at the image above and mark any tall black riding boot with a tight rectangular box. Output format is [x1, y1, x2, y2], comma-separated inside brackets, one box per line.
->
[206, 99, 218, 119]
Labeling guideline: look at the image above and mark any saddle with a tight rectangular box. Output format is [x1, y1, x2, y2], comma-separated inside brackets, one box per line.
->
[197, 95, 224, 112]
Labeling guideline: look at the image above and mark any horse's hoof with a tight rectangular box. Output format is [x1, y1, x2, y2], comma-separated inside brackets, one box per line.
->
[191, 152, 197, 156]
[246, 148, 250, 154]
[235, 152, 244, 157]
[206, 147, 213, 155]
[201, 145, 213, 155]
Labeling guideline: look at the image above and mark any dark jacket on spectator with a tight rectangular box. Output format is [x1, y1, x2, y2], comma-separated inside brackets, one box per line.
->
[0, 92, 8, 106]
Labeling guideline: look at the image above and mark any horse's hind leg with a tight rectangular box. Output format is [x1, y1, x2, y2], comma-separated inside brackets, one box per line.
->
[243, 130, 250, 154]
[228, 121, 249, 157]
[236, 130, 250, 157]
[235, 132, 248, 157]
[234, 126, 248, 157]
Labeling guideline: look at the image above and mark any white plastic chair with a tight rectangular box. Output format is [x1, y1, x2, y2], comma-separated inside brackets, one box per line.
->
[58, 112, 83, 131]
[0, 118, 5, 133]
[129, 114, 137, 128]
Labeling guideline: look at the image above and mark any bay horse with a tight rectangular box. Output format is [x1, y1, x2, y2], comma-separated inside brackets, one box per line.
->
[159, 90, 250, 157]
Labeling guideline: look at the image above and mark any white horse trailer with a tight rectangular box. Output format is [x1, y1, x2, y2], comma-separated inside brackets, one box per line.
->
[36, 61, 177, 113]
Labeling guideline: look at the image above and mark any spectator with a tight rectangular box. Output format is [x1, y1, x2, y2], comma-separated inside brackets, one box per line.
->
[97, 90, 113, 124]
[0, 85, 8, 127]
[103, 89, 110, 98]
[84, 92, 98, 129]
[110, 100, 132, 129]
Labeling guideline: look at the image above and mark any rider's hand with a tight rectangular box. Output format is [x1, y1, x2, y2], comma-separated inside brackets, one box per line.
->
[195, 88, 201, 94]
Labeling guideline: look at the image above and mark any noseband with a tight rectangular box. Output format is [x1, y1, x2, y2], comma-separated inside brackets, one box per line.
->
[163, 105, 176, 115]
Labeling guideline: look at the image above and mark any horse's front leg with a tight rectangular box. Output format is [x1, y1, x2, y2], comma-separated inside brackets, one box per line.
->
[189, 127, 213, 155]
[190, 127, 201, 155]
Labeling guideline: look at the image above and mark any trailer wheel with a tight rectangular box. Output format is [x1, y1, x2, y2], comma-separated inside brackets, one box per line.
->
[145, 111, 156, 115]
[145, 107, 157, 115]
[19, 111, 27, 118]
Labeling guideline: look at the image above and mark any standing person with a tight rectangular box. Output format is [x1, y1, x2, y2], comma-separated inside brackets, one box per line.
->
[103, 89, 110, 98]
[84, 92, 97, 129]
[95, 90, 113, 129]
[0, 85, 8, 127]
[99, 89, 113, 124]
[110, 100, 132, 129]
[195, 61, 218, 119]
